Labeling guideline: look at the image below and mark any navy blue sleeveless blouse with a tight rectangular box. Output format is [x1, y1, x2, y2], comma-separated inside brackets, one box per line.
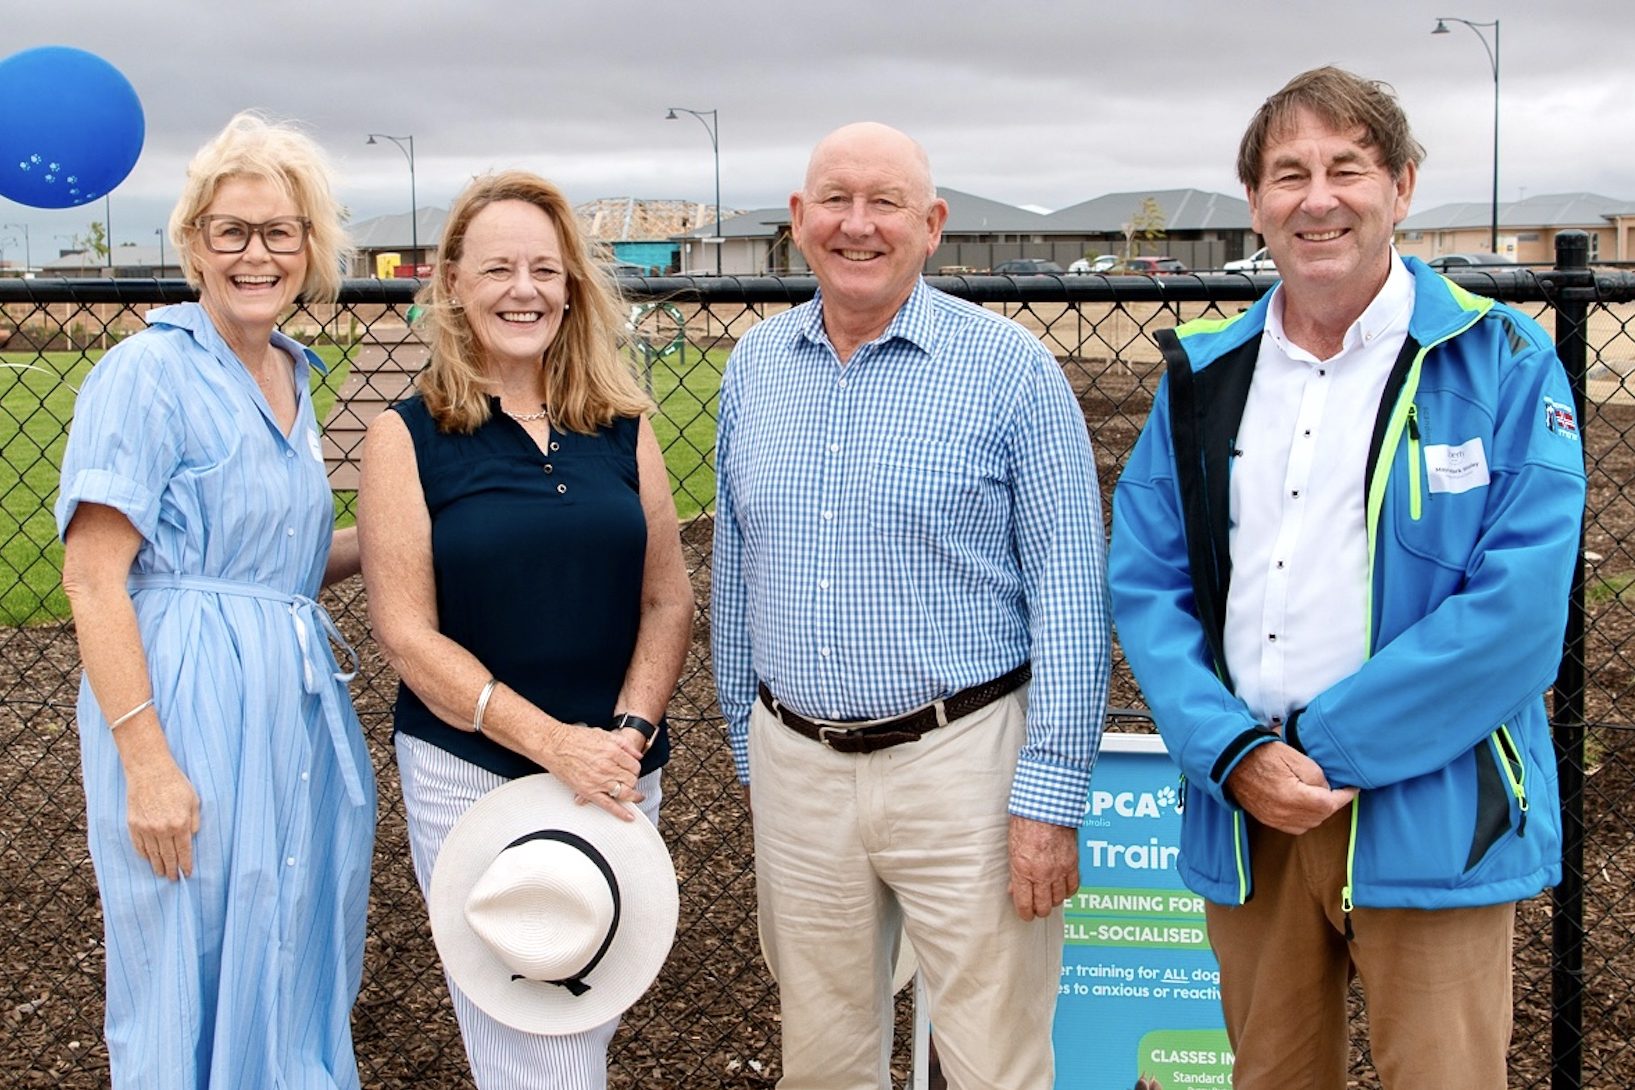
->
[390, 394, 669, 778]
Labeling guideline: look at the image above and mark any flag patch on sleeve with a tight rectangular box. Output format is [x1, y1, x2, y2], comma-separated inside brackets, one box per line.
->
[1544, 396, 1579, 440]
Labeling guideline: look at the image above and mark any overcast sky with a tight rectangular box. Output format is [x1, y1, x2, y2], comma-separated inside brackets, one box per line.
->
[4, 0, 1632, 261]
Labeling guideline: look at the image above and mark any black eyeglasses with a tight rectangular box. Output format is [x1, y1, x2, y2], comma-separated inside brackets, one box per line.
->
[194, 215, 312, 254]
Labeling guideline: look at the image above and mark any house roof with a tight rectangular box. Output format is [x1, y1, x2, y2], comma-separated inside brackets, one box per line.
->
[1398, 192, 1635, 230]
[1044, 188, 1252, 232]
[349, 207, 449, 250]
[43, 246, 170, 271]
[675, 206, 790, 240]
[939, 188, 1049, 233]
[674, 188, 1052, 240]
[578, 198, 741, 242]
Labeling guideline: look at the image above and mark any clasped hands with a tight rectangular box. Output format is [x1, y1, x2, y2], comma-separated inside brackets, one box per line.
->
[1225, 740, 1356, 835]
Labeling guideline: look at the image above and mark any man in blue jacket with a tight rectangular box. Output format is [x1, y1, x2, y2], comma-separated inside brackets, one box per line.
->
[1109, 67, 1585, 1088]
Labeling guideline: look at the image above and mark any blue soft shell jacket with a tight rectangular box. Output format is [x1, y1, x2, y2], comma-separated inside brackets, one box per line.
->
[1109, 258, 1586, 909]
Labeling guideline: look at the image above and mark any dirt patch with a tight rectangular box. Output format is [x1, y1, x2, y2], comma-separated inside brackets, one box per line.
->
[6, 350, 1635, 1087]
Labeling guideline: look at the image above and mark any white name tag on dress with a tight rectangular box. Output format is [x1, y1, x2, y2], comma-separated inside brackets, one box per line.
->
[307, 428, 325, 463]
[1424, 438, 1490, 494]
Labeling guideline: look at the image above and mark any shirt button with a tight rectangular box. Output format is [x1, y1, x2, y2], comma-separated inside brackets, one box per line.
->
[818, 579, 830, 590]
[550, 441, 560, 452]
[543, 463, 554, 474]
[300, 771, 310, 782]
[837, 378, 848, 389]
[827, 443, 839, 454]
[285, 449, 294, 459]
[285, 856, 297, 867]
[557, 483, 568, 494]
[286, 527, 296, 537]
[1276, 560, 1285, 569]
[1268, 633, 1278, 642]
[1318, 369, 1327, 377]
[822, 510, 834, 521]
[819, 647, 831, 657]
[1290, 490, 1300, 498]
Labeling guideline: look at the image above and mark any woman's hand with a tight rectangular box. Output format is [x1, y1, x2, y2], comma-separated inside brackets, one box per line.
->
[550, 724, 645, 820]
[123, 750, 201, 880]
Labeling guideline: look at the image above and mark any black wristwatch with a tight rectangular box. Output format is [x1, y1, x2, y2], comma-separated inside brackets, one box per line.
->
[609, 711, 659, 751]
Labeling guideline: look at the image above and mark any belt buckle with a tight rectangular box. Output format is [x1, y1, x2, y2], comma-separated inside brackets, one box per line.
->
[816, 723, 862, 748]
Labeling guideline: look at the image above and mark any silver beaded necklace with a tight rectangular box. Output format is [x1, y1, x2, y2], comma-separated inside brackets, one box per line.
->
[502, 406, 550, 422]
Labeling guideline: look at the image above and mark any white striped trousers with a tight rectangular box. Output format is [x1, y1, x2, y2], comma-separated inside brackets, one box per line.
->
[397, 733, 663, 1090]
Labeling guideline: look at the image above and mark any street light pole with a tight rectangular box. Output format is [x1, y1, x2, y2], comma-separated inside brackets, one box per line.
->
[3, 223, 30, 273]
[367, 132, 418, 265]
[666, 107, 721, 275]
[155, 227, 165, 277]
[1433, 16, 1501, 254]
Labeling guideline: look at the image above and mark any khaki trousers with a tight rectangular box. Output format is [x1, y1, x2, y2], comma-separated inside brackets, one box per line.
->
[1203, 808, 1515, 1090]
[749, 689, 1061, 1090]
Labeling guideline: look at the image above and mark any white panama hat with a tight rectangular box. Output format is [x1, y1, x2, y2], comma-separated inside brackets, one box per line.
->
[429, 774, 679, 1035]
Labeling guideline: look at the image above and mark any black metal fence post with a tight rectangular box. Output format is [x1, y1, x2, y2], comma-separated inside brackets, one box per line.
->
[1551, 229, 1591, 1090]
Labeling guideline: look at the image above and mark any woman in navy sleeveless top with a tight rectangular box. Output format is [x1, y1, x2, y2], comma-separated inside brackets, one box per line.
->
[357, 171, 692, 1089]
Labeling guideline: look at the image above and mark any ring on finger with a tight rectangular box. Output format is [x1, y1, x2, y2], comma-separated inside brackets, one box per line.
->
[609, 781, 622, 800]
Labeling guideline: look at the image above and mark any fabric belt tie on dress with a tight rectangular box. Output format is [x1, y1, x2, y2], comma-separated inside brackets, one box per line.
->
[126, 572, 367, 806]
[757, 662, 1031, 754]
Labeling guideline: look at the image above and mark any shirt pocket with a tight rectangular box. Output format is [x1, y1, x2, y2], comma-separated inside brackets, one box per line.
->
[865, 441, 1004, 545]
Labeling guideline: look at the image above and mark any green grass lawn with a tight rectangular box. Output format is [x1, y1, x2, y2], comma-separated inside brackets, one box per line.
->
[641, 343, 725, 521]
[0, 345, 353, 625]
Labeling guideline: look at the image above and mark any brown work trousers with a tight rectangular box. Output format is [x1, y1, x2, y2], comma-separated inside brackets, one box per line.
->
[1204, 808, 1515, 1089]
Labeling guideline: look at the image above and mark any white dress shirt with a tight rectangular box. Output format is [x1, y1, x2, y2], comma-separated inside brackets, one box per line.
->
[1224, 254, 1415, 727]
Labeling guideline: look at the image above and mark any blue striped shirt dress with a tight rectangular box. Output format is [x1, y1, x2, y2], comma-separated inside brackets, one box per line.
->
[55, 303, 376, 1090]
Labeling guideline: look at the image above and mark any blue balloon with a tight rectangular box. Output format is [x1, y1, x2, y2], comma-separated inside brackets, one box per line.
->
[0, 46, 144, 209]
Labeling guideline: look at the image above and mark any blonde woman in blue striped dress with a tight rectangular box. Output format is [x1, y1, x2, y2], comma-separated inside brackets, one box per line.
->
[57, 113, 374, 1090]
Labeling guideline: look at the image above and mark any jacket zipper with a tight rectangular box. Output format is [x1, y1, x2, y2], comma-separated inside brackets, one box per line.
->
[1351, 300, 1486, 931]
[1491, 725, 1530, 836]
[1406, 405, 1423, 520]
[1342, 796, 1359, 940]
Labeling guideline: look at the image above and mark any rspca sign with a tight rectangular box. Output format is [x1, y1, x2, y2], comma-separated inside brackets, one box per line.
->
[1053, 733, 1234, 1089]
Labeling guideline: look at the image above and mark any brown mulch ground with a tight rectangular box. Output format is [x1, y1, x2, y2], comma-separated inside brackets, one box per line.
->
[5, 355, 1635, 1088]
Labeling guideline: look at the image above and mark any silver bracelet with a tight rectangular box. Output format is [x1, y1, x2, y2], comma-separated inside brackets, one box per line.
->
[472, 678, 499, 735]
[108, 697, 154, 731]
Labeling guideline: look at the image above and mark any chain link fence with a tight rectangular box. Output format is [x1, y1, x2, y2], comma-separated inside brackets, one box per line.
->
[3, 237, 1633, 1088]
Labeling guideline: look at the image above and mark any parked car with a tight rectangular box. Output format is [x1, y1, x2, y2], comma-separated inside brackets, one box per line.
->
[604, 259, 649, 277]
[1223, 246, 1276, 273]
[1427, 252, 1517, 270]
[1068, 254, 1119, 274]
[1109, 255, 1190, 275]
[992, 258, 1065, 275]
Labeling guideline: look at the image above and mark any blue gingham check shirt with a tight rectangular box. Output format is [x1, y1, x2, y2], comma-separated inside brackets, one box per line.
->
[711, 279, 1111, 826]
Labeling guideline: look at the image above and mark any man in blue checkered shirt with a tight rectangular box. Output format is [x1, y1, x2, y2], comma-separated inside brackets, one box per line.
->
[711, 121, 1111, 1089]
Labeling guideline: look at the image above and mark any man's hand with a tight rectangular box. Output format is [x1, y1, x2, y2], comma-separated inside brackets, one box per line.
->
[1225, 741, 1356, 835]
[1008, 816, 1079, 921]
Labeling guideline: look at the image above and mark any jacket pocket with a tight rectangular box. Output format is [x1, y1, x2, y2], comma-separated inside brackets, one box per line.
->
[1464, 725, 1529, 872]
[1177, 775, 1252, 905]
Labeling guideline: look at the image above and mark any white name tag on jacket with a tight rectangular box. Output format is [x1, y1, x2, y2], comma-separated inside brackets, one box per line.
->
[1424, 438, 1490, 494]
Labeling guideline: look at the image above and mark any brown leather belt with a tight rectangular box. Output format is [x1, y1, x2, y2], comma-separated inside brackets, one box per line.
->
[757, 663, 1031, 754]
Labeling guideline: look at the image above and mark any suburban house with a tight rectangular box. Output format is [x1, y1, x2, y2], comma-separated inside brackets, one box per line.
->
[672, 207, 796, 275]
[1042, 188, 1258, 271]
[349, 207, 448, 277]
[579, 197, 734, 274]
[1395, 192, 1635, 264]
[673, 186, 1262, 274]
[40, 245, 182, 278]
